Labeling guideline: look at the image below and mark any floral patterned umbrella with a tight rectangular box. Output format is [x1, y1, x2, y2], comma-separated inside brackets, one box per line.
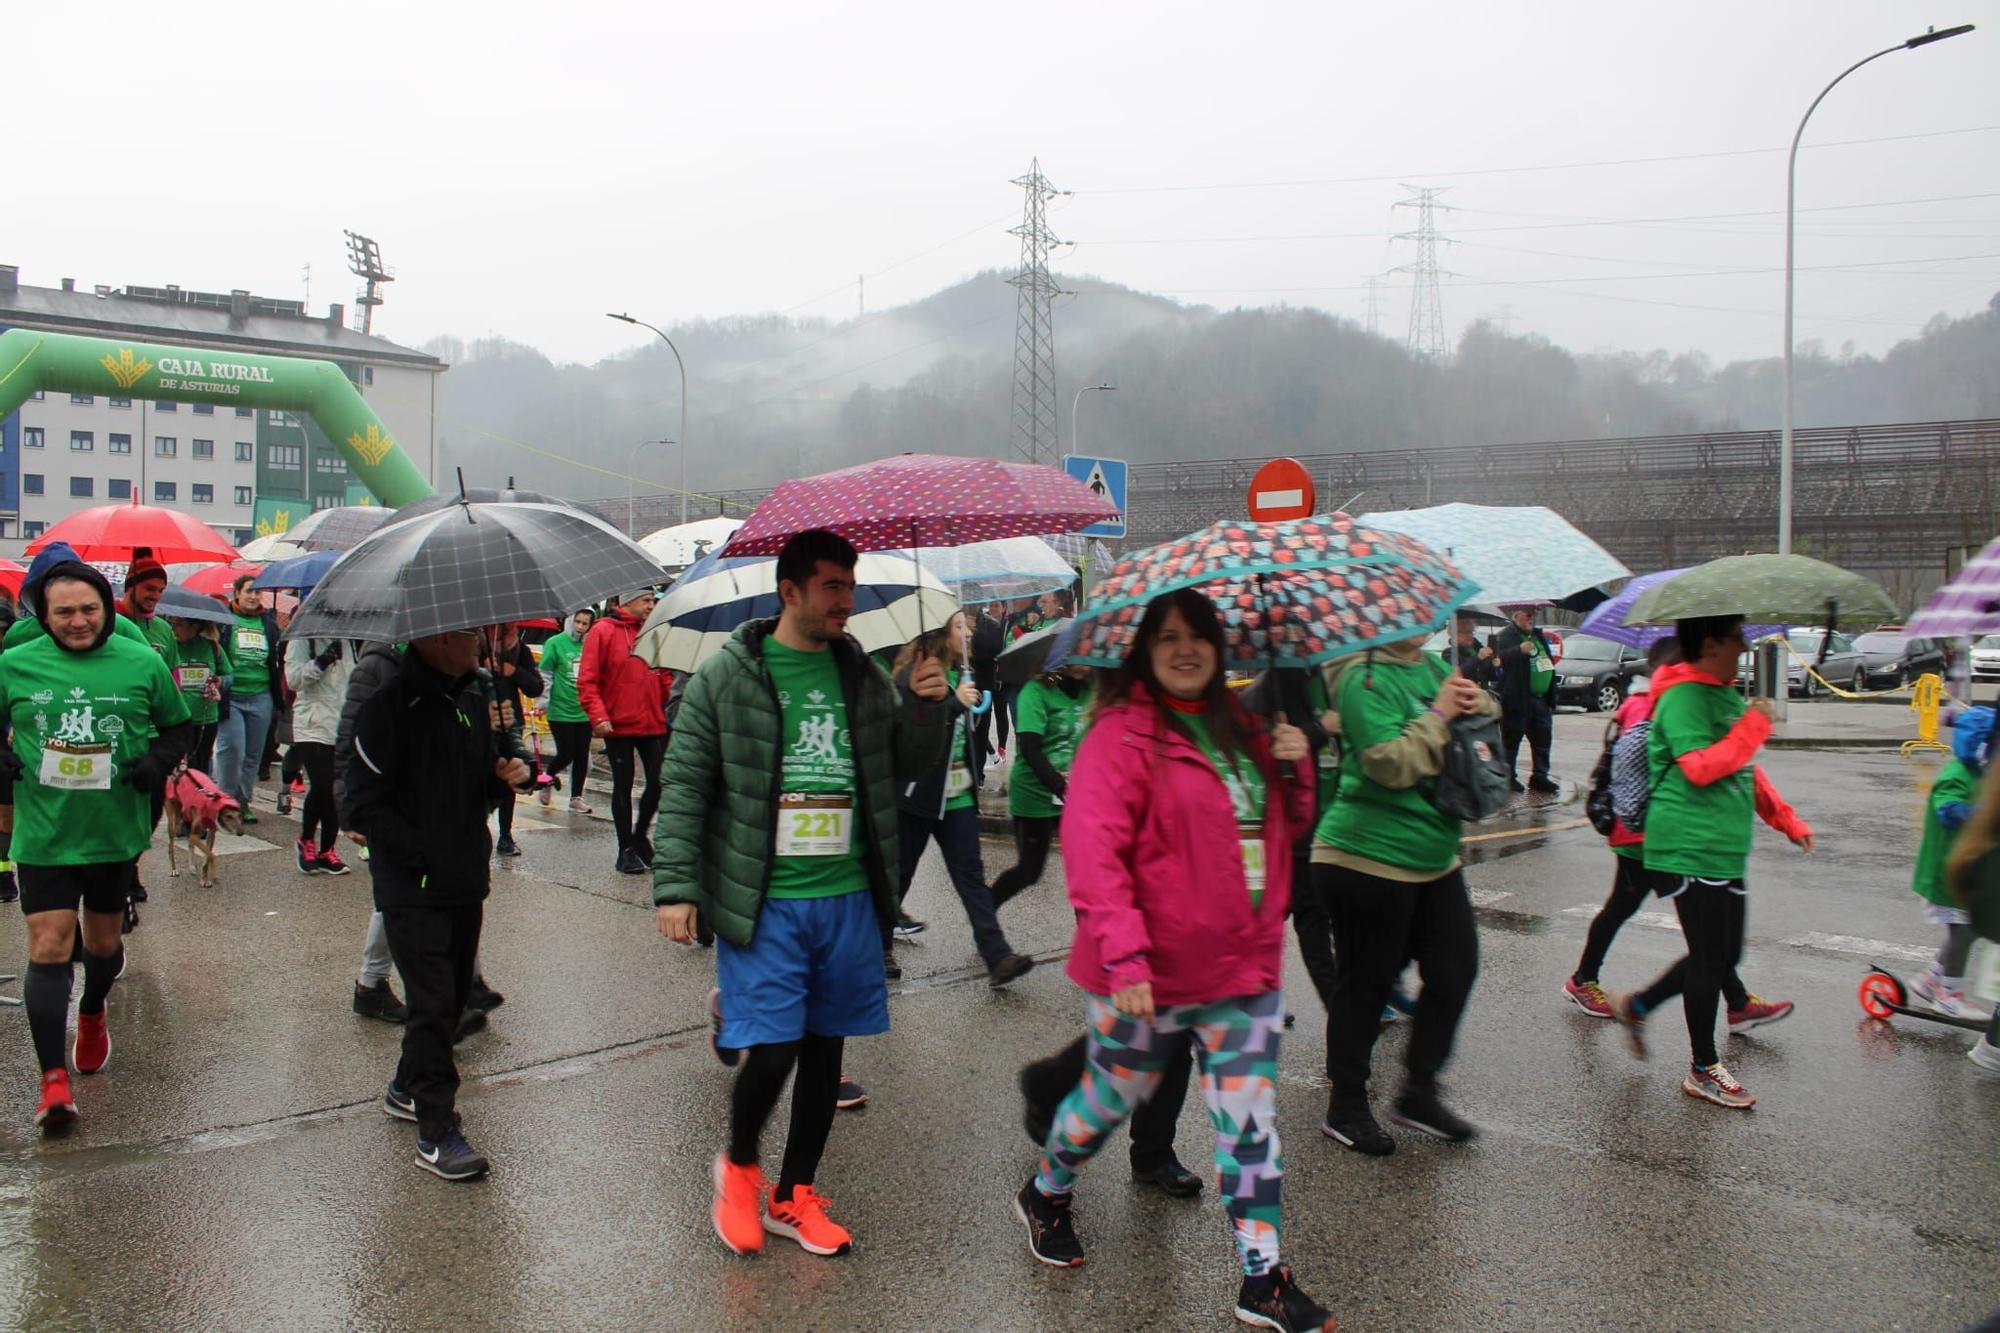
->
[1067, 514, 1478, 669]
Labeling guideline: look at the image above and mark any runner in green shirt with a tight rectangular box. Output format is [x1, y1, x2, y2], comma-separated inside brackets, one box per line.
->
[992, 666, 1089, 908]
[765, 635, 871, 901]
[535, 609, 595, 812]
[166, 618, 231, 770]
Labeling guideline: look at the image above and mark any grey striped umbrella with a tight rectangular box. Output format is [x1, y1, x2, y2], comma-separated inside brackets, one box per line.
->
[285, 502, 662, 642]
[388, 487, 586, 526]
[284, 504, 396, 551]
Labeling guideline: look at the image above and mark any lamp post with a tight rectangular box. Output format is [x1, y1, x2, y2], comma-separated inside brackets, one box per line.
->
[1070, 382, 1115, 456]
[626, 438, 671, 537]
[607, 312, 690, 525]
[1778, 22, 1973, 554]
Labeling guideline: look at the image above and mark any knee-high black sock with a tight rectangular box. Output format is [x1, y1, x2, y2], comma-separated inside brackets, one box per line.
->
[0, 829, 13, 862]
[25, 961, 72, 1072]
[775, 1034, 844, 1203]
[79, 948, 122, 1017]
[729, 1041, 800, 1167]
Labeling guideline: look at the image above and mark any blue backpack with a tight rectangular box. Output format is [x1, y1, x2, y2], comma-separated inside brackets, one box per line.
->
[1608, 717, 1656, 831]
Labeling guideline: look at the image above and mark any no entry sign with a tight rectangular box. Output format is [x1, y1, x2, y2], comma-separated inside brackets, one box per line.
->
[1247, 457, 1316, 522]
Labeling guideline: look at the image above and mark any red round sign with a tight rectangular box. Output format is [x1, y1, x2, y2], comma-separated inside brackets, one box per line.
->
[1247, 457, 1317, 522]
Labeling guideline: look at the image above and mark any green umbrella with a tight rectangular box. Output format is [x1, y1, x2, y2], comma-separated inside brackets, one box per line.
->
[1622, 553, 1897, 627]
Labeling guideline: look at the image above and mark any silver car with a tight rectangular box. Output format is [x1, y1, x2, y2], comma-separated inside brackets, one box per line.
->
[1973, 635, 2000, 680]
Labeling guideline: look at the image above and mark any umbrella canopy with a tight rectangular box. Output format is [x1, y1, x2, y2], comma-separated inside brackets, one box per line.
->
[720, 454, 1117, 557]
[156, 584, 236, 626]
[239, 534, 307, 562]
[284, 504, 396, 551]
[891, 536, 1078, 605]
[176, 561, 264, 599]
[1069, 514, 1477, 670]
[1905, 535, 2000, 639]
[1622, 554, 1898, 627]
[996, 618, 1083, 685]
[1360, 503, 1629, 606]
[0, 559, 25, 598]
[1578, 569, 1783, 649]
[287, 502, 664, 643]
[634, 548, 960, 673]
[639, 516, 745, 569]
[26, 501, 239, 565]
[387, 487, 586, 528]
[253, 549, 343, 593]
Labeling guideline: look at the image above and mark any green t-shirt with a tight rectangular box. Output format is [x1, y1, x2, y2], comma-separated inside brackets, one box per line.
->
[763, 637, 868, 900]
[1306, 669, 1340, 812]
[1009, 678, 1084, 819]
[1913, 758, 1978, 907]
[1314, 652, 1464, 875]
[0, 633, 192, 865]
[944, 668, 976, 812]
[1180, 709, 1268, 906]
[139, 612, 178, 667]
[1644, 680, 1757, 881]
[2, 612, 149, 653]
[539, 631, 589, 724]
[230, 612, 271, 684]
[170, 634, 232, 726]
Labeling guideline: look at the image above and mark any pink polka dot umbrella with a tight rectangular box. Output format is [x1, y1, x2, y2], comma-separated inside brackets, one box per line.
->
[718, 454, 1118, 558]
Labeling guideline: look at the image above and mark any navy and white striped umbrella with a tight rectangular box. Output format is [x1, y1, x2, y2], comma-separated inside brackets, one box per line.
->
[634, 548, 959, 672]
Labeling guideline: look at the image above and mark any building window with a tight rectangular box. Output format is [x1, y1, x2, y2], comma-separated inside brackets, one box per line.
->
[70, 393, 94, 405]
[108, 479, 132, 500]
[314, 453, 348, 474]
[69, 431, 93, 452]
[235, 406, 253, 418]
[192, 403, 214, 415]
[154, 401, 177, 412]
[70, 476, 94, 498]
[109, 433, 132, 454]
[314, 494, 342, 510]
[22, 521, 44, 539]
[23, 474, 43, 496]
[109, 396, 130, 409]
[23, 427, 43, 449]
[155, 436, 177, 458]
[267, 444, 302, 470]
[234, 442, 253, 462]
[0, 519, 13, 539]
[192, 483, 214, 505]
[27, 390, 42, 401]
[233, 485, 252, 505]
[362, 366, 375, 386]
[192, 438, 215, 460]
[154, 481, 177, 503]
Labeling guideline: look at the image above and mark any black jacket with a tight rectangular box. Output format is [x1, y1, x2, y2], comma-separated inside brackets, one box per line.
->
[969, 613, 1005, 692]
[1445, 640, 1494, 687]
[892, 664, 983, 818]
[1490, 625, 1555, 713]
[334, 641, 404, 812]
[344, 647, 506, 909]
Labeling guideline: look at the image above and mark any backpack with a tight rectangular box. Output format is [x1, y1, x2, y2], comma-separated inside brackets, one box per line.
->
[1585, 719, 1620, 835]
[1608, 717, 1656, 831]
[1431, 711, 1512, 822]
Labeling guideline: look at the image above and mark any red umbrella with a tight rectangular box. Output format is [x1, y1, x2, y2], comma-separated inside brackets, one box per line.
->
[719, 454, 1117, 557]
[0, 559, 25, 598]
[180, 561, 263, 599]
[27, 501, 240, 565]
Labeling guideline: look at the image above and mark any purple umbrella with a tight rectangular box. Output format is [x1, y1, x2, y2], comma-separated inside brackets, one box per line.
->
[1905, 535, 2000, 639]
[1578, 568, 1782, 648]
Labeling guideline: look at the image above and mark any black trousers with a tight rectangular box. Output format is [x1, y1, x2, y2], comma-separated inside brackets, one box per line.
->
[604, 734, 665, 854]
[382, 902, 483, 1140]
[1573, 858, 1752, 1011]
[894, 807, 1010, 964]
[990, 815, 1056, 908]
[548, 720, 594, 796]
[1028, 1030, 1195, 1171]
[1503, 696, 1554, 782]
[1321, 861, 1478, 1102]
[293, 740, 338, 852]
[1633, 878, 1747, 1068]
[1288, 837, 1338, 1009]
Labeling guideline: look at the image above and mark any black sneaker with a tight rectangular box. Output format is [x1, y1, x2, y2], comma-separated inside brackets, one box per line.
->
[706, 986, 741, 1068]
[453, 1008, 488, 1043]
[835, 1075, 869, 1110]
[0, 869, 16, 905]
[1529, 776, 1560, 795]
[1235, 1264, 1337, 1331]
[635, 841, 654, 867]
[275, 789, 293, 816]
[1320, 1100, 1395, 1156]
[129, 878, 149, 903]
[295, 838, 321, 875]
[1508, 777, 1526, 794]
[353, 980, 409, 1023]
[614, 848, 647, 876]
[383, 1079, 417, 1122]
[1389, 1085, 1477, 1143]
[883, 948, 902, 981]
[122, 898, 139, 935]
[494, 834, 522, 857]
[1132, 1155, 1204, 1198]
[893, 913, 927, 937]
[466, 978, 505, 1013]
[1013, 1179, 1085, 1268]
[988, 953, 1036, 989]
[414, 1127, 489, 1181]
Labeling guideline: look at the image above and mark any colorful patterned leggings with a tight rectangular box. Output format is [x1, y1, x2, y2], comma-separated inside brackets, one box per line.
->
[1035, 988, 1284, 1276]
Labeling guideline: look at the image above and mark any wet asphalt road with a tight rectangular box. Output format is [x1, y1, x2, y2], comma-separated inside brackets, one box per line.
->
[1, 722, 1998, 1331]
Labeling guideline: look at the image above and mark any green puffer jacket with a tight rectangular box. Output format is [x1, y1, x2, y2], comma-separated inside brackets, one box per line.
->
[651, 618, 952, 945]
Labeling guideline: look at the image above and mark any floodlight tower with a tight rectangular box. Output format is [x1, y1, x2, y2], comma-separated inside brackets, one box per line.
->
[344, 230, 395, 334]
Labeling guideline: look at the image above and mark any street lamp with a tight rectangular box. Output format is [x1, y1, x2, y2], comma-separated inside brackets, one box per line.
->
[1778, 22, 1973, 554]
[1071, 382, 1116, 456]
[626, 438, 671, 537]
[607, 312, 690, 525]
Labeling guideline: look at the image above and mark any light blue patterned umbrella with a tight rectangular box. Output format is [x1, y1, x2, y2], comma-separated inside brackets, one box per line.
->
[888, 536, 1078, 605]
[1360, 502, 1629, 606]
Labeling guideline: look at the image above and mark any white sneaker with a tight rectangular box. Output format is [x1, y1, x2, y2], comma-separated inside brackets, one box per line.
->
[537, 786, 553, 808]
[1970, 1037, 2000, 1074]
[1912, 969, 1992, 1022]
[568, 798, 592, 814]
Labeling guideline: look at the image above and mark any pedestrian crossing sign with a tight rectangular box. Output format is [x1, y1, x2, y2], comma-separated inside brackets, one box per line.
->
[1062, 454, 1127, 539]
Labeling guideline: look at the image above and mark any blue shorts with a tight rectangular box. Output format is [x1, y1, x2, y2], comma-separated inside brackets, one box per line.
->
[717, 891, 890, 1047]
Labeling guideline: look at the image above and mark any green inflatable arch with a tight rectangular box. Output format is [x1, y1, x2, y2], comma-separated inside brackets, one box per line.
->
[0, 327, 433, 506]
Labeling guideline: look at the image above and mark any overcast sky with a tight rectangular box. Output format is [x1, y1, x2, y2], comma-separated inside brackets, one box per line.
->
[14, 1, 1995, 371]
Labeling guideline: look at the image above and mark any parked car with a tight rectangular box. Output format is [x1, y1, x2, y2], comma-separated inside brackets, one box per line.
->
[1973, 634, 2000, 680]
[1553, 635, 1647, 712]
[1851, 630, 1947, 688]
[1738, 628, 1865, 697]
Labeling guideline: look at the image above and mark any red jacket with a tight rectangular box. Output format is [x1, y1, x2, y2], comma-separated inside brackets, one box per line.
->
[577, 609, 668, 737]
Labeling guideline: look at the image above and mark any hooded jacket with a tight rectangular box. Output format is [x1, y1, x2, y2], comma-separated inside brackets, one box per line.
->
[1914, 706, 1993, 907]
[577, 606, 668, 737]
[1, 542, 148, 652]
[333, 641, 407, 813]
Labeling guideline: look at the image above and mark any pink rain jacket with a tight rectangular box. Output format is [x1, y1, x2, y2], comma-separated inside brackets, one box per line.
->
[1059, 686, 1314, 1005]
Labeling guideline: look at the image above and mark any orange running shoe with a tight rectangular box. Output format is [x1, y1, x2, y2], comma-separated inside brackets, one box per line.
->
[74, 1011, 111, 1075]
[712, 1154, 767, 1255]
[35, 1069, 78, 1132]
[764, 1184, 852, 1256]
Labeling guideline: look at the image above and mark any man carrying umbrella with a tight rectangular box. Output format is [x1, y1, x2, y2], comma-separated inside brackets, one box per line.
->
[1491, 605, 1560, 794]
[653, 529, 952, 1258]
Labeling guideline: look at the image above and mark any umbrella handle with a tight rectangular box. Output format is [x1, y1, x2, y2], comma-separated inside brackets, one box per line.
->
[972, 690, 993, 717]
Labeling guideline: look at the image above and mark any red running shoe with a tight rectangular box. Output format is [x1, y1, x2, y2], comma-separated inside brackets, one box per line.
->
[764, 1184, 853, 1256]
[1562, 977, 1613, 1018]
[1727, 994, 1794, 1033]
[74, 1011, 111, 1075]
[317, 847, 353, 877]
[712, 1154, 767, 1255]
[35, 1069, 78, 1131]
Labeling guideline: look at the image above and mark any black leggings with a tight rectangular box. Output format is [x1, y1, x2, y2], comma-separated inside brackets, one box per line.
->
[549, 720, 594, 797]
[728, 1033, 844, 1200]
[604, 734, 665, 853]
[1288, 837, 1338, 1010]
[990, 816, 1056, 908]
[1634, 878, 1748, 1068]
[1578, 859, 1750, 1007]
[293, 741, 338, 852]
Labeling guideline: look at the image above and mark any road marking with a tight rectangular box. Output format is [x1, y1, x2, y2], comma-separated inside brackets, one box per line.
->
[1463, 818, 1588, 844]
[1781, 931, 1933, 964]
[1563, 903, 1680, 931]
[1468, 888, 1514, 908]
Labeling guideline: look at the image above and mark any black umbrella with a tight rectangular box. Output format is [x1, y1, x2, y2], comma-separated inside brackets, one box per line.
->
[285, 504, 396, 551]
[156, 583, 235, 626]
[386, 486, 587, 527]
[996, 618, 1079, 685]
[285, 501, 663, 643]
